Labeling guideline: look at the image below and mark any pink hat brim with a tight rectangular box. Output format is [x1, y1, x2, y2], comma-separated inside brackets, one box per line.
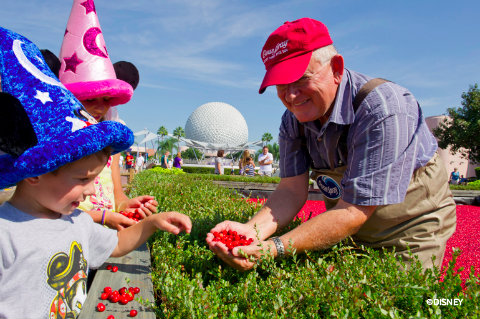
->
[65, 79, 133, 106]
[259, 51, 313, 94]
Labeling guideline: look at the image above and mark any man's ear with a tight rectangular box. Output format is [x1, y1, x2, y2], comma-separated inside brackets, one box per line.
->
[330, 55, 344, 84]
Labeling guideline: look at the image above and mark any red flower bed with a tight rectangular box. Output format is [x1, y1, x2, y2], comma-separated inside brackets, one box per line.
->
[441, 205, 480, 281]
[248, 199, 480, 280]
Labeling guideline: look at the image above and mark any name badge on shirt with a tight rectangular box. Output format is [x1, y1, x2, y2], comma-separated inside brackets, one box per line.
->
[316, 175, 341, 200]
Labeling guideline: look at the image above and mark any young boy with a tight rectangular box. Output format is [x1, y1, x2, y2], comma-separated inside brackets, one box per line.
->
[0, 27, 192, 319]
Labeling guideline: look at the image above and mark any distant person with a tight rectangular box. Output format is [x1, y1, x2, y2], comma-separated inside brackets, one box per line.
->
[459, 175, 468, 185]
[161, 151, 171, 169]
[449, 168, 460, 185]
[119, 153, 124, 171]
[238, 150, 250, 175]
[258, 146, 274, 176]
[135, 153, 145, 172]
[244, 156, 256, 177]
[215, 150, 225, 175]
[173, 152, 183, 169]
[125, 151, 134, 170]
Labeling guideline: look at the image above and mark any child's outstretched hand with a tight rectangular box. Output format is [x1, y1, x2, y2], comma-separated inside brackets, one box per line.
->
[152, 211, 192, 235]
[112, 211, 192, 258]
[119, 195, 158, 218]
[106, 211, 137, 231]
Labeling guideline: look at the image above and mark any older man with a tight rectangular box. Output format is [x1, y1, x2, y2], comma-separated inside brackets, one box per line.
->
[258, 146, 274, 176]
[207, 18, 456, 271]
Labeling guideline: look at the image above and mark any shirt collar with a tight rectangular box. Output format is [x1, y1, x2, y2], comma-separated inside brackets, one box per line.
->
[328, 68, 355, 126]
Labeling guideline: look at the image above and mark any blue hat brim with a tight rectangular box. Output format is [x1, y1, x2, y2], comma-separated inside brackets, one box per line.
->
[0, 121, 133, 189]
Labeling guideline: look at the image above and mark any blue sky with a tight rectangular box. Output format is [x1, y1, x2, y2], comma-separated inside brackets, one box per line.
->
[1, 0, 479, 144]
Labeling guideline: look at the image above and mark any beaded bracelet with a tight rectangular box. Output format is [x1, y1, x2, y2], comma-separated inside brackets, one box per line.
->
[101, 209, 106, 226]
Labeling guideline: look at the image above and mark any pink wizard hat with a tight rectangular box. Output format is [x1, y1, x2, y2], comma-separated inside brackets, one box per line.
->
[58, 0, 133, 106]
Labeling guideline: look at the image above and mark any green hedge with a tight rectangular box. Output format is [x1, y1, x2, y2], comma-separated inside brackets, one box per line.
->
[187, 173, 281, 184]
[180, 166, 216, 174]
[129, 171, 480, 318]
[170, 166, 281, 183]
[153, 165, 241, 175]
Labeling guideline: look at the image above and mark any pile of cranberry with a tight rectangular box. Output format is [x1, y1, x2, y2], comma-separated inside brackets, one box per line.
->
[96, 285, 140, 317]
[212, 230, 254, 251]
[119, 209, 142, 222]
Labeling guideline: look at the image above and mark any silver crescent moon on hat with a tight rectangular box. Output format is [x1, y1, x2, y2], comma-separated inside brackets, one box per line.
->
[12, 39, 66, 89]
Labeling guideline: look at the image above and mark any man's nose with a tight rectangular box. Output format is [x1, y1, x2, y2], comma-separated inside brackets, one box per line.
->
[284, 84, 300, 103]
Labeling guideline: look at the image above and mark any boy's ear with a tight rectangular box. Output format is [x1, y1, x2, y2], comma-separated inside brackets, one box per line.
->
[0, 92, 38, 156]
[24, 176, 40, 185]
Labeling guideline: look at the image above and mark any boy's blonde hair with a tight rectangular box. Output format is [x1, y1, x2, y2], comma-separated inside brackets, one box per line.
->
[51, 147, 112, 175]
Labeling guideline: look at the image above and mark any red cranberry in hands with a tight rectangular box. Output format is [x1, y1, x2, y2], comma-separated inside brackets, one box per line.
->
[212, 230, 254, 252]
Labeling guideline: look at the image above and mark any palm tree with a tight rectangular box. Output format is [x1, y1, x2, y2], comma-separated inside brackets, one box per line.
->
[157, 137, 176, 155]
[262, 132, 273, 146]
[156, 126, 168, 159]
[182, 147, 203, 160]
[173, 126, 185, 153]
[157, 126, 168, 138]
[269, 142, 280, 162]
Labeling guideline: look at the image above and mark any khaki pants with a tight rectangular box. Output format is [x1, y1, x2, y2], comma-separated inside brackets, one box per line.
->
[312, 153, 457, 269]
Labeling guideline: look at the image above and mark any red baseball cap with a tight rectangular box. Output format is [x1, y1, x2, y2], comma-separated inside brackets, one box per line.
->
[259, 18, 333, 94]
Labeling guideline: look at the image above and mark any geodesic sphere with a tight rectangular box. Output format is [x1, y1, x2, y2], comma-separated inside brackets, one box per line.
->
[185, 102, 248, 145]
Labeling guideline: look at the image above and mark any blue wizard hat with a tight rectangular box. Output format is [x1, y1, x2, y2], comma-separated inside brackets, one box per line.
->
[0, 27, 134, 189]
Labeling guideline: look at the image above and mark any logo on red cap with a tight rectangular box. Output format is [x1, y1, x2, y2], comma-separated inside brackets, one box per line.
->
[262, 40, 289, 64]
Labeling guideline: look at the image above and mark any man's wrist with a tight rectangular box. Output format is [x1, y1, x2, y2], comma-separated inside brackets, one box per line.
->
[271, 236, 285, 258]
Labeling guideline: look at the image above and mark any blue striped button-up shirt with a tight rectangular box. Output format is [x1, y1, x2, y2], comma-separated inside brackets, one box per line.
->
[279, 69, 438, 206]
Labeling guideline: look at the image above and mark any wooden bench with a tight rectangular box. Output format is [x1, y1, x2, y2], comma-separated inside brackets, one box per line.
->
[120, 168, 136, 186]
[79, 243, 156, 319]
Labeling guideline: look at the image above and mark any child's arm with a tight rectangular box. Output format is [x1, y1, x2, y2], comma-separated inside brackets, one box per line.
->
[111, 211, 192, 257]
[85, 209, 136, 231]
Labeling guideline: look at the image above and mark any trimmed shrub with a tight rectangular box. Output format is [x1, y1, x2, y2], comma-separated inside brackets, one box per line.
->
[181, 166, 242, 175]
[181, 166, 216, 174]
[187, 173, 280, 184]
[467, 179, 480, 189]
[476, 167, 480, 179]
[150, 167, 186, 175]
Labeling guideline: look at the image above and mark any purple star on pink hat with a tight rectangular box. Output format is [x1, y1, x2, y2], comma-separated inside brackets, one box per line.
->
[64, 52, 83, 73]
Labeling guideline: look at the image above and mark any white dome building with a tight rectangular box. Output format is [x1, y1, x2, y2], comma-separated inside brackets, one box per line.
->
[185, 102, 248, 146]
